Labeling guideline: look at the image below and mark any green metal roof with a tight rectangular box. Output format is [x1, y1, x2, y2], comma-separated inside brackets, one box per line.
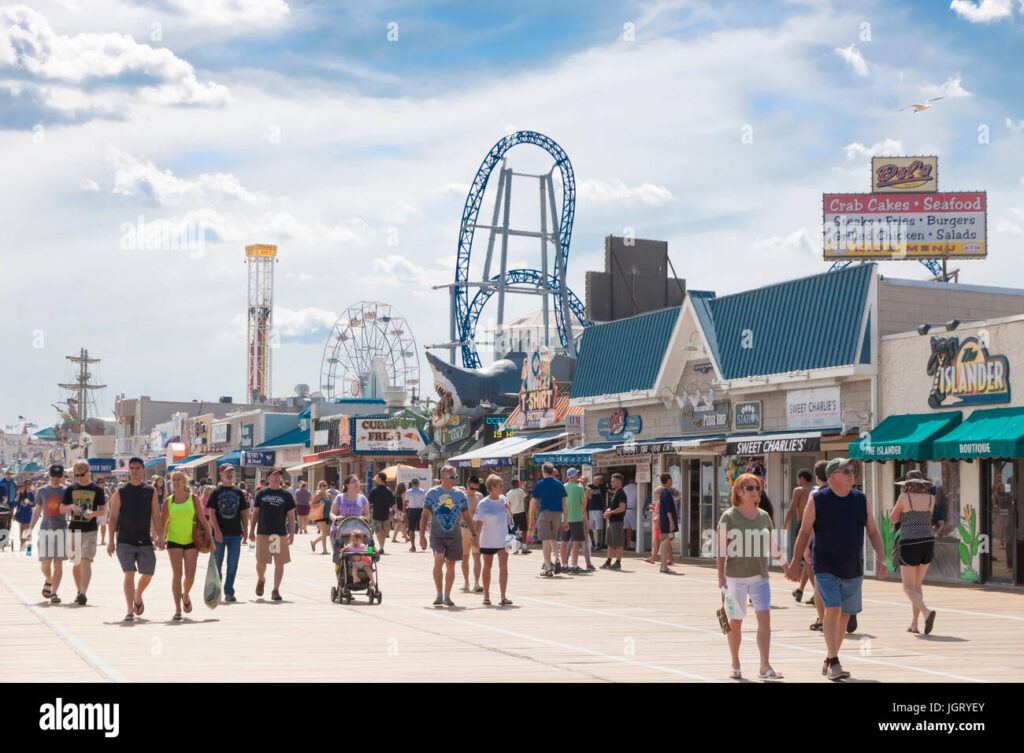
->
[570, 307, 680, 399]
[701, 264, 874, 379]
[257, 426, 309, 448]
[849, 411, 962, 461]
[932, 407, 1024, 460]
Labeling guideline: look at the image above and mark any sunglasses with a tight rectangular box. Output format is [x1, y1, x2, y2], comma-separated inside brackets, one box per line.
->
[446, 475, 456, 480]
[837, 467, 855, 475]
[74, 472, 88, 478]
[741, 484, 760, 492]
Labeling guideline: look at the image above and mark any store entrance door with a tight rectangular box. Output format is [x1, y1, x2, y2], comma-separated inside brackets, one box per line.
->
[687, 459, 701, 556]
[982, 459, 1019, 584]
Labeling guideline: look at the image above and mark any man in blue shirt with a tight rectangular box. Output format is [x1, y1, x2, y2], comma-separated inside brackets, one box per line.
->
[529, 462, 567, 576]
[419, 465, 475, 606]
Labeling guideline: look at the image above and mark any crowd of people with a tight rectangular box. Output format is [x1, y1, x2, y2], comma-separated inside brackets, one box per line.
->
[1, 454, 941, 681]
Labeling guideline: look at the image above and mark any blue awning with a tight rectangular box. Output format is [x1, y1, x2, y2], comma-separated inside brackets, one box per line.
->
[533, 442, 618, 465]
[145, 458, 166, 468]
[257, 427, 308, 449]
[219, 451, 242, 467]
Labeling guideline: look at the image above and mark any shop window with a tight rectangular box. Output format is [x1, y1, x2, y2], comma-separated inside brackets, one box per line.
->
[893, 460, 960, 541]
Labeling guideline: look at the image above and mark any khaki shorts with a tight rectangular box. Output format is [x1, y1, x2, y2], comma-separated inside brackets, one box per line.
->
[536, 510, 562, 542]
[69, 530, 98, 561]
[461, 525, 480, 553]
[38, 528, 68, 561]
[256, 534, 292, 566]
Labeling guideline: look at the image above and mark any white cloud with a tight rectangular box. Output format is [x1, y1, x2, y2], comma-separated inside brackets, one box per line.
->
[834, 44, 868, 76]
[578, 178, 674, 206]
[442, 182, 470, 197]
[80, 178, 99, 191]
[1006, 117, 1024, 132]
[842, 139, 904, 160]
[272, 306, 338, 338]
[922, 73, 971, 99]
[949, 0, 1012, 23]
[165, 0, 290, 27]
[108, 147, 268, 206]
[750, 228, 815, 257]
[0, 4, 229, 119]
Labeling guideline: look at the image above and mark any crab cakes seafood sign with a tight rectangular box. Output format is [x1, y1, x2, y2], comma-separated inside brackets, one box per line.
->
[353, 415, 427, 454]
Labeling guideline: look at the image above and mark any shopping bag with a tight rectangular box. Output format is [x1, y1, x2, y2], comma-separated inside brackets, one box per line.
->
[204, 552, 222, 609]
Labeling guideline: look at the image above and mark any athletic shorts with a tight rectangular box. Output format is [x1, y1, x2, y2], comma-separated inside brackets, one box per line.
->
[37, 528, 68, 560]
[116, 543, 156, 575]
[431, 534, 463, 561]
[725, 575, 771, 620]
[605, 520, 624, 548]
[256, 534, 291, 566]
[166, 541, 195, 550]
[588, 510, 604, 530]
[406, 508, 423, 534]
[295, 505, 311, 517]
[899, 540, 935, 567]
[814, 572, 863, 615]
[512, 512, 528, 532]
[69, 530, 97, 561]
[567, 521, 585, 542]
[624, 509, 637, 529]
[461, 525, 480, 553]
[536, 510, 562, 542]
[372, 519, 389, 535]
[480, 547, 503, 556]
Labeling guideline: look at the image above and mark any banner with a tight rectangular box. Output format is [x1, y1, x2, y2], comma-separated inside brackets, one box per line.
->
[726, 436, 821, 455]
[513, 346, 558, 429]
[240, 424, 253, 448]
[353, 415, 427, 455]
[241, 451, 275, 467]
[211, 424, 229, 444]
[440, 417, 471, 446]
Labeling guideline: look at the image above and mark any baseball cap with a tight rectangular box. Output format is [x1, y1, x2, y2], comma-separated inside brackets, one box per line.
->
[48, 463, 64, 477]
[565, 468, 579, 477]
[268, 467, 284, 476]
[219, 463, 236, 473]
[825, 458, 854, 477]
[129, 456, 145, 466]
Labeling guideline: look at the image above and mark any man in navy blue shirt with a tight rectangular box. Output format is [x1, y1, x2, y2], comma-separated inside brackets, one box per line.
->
[657, 474, 678, 574]
[529, 463, 566, 576]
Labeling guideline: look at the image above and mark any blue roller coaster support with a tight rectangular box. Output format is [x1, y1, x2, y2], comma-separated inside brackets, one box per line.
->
[455, 131, 589, 369]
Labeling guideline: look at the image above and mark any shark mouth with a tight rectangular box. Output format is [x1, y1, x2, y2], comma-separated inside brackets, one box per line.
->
[432, 384, 454, 427]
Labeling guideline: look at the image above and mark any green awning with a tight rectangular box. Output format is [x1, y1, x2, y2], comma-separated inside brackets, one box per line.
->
[933, 407, 1024, 460]
[849, 411, 962, 461]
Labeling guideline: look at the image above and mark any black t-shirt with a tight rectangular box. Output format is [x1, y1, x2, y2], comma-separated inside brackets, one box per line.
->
[607, 488, 627, 523]
[587, 483, 608, 512]
[64, 483, 106, 532]
[254, 487, 296, 536]
[117, 482, 155, 546]
[369, 485, 395, 521]
[758, 491, 774, 519]
[207, 485, 250, 537]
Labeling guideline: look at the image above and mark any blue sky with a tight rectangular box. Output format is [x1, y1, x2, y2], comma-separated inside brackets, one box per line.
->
[1, 0, 1023, 434]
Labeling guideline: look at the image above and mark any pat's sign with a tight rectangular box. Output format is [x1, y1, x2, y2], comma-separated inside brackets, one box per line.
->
[927, 336, 1010, 408]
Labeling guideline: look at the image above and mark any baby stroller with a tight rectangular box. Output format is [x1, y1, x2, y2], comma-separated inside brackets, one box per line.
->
[0, 503, 12, 552]
[330, 516, 382, 605]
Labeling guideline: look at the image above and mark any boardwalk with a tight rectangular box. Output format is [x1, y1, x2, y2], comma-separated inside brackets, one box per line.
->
[2, 540, 1023, 683]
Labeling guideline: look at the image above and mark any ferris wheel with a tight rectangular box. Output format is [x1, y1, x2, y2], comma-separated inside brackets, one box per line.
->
[319, 301, 421, 401]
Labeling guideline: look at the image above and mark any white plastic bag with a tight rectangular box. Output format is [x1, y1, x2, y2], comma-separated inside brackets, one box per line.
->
[204, 552, 222, 609]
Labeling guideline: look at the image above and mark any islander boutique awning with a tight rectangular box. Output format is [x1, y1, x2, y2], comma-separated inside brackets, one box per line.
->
[849, 412, 962, 461]
[932, 407, 1024, 460]
[533, 442, 618, 466]
[448, 431, 566, 468]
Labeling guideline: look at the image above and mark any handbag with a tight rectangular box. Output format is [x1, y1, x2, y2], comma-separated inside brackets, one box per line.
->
[309, 498, 325, 523]
[192, 503, 213, 554]
[716, 591, 732, 635]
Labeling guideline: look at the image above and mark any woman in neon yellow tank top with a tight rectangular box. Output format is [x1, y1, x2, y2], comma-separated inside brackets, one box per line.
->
[161, 471, 213, 621]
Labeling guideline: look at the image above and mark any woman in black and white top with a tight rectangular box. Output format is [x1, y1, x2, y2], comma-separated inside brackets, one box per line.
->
[890, 470, 937, 635]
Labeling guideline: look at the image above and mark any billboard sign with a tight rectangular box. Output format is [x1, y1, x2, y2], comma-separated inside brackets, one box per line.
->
[513, 346, 557, 429]
[871, 156, 937, 193]
[353, 415, 427, 455]
[823, 192, 986, 260]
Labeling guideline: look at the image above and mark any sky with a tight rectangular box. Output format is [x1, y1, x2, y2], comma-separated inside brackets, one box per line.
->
[1, 0, 1023, 433]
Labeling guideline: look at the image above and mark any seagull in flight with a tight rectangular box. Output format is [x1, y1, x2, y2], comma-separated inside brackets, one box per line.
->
[899, 97, 944, 113]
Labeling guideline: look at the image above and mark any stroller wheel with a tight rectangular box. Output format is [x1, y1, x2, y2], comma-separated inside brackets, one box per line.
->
[367, 588, 375, 603]
[343, 594, 351, 605]
[376, 591, 382, 604]
[330, 586, 337, 603]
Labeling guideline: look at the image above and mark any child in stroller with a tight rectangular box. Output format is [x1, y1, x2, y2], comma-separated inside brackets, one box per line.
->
[330, 516, 381, 605]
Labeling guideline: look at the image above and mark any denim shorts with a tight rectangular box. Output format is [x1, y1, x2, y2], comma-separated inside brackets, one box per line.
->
[813, 572, 863, 614]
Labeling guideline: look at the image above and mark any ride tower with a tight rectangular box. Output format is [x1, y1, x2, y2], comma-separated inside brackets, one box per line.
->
[245, 243, 277, 403]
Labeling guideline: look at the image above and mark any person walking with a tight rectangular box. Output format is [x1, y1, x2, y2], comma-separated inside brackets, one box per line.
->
[28, 464, 68, 603]
[601, 473, 627, 570]
[309, 481, 332, 554]
[587, 475, 607, 551]
[656, 474, 678, 574]
[419, 465, 474, 606]
[460, 476, 484, 592]
[475, 475, 513, 605]
[249, 468, 296, 602]
[891, 470, 937, 634]
[207, 463, 250, 603]
[784, 469, 814, 601]
[152, 475, 167, 512]
[64, 459, 106, 606]
[1, 468, 17, 511]
[644, 480, 662, 565]
[95, 477, 109, 547]
[105, 457, 162, 621]
[623, 477, 638, 550]
[505, 478, 529, 554]
[294, 480, 312, 534]
[404, 478, 426, 552]
[368, 472, 395, 555]
[717, 473, 786, 680]
[530, 463, 567, 577]
[162, 470, 212, 620]
[13, 480, 35, 553]
[786, 458, 886, 681]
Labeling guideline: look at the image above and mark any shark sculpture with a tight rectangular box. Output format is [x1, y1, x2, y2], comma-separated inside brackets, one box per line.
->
[427, 351, 525, 427]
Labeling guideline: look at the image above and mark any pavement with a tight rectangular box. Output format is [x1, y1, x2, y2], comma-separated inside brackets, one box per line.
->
[2, 534, 1023, 683]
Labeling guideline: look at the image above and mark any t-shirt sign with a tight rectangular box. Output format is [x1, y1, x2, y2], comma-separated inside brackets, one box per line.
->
[208, 485, 250, 537]
[424, 486, 468, 536]
[64, 483, 105, 533]
[254, 487, 296, 536]
[531, 476, 566, 513]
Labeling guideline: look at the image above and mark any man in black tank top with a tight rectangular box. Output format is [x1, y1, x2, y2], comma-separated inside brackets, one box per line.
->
[786, 458, 886, 681]
[106, 457, 163, 622]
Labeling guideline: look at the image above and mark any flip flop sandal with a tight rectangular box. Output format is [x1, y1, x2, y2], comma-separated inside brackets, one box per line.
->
[42, 582, 52, 598]
[907, 627, 920, 633]
[758, 669, 783, 679]
[482, 598, 492, 606]
[500, 599, 513, 606]
[134, 600, 144, 616]
[729, 668, 742, 679]
[50, 595, 61, 604]
[924, 610, 936, 635]
[256, 579, 265, 596]
[810, 621, 823, 631]
[172, 612, 182, 621]
[182, 596, 192, 614]
[124, 613, 134, 622]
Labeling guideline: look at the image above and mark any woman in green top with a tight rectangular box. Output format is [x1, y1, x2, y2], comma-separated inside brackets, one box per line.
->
[716, 473, 787, 680]
[161, 471, 213, 621]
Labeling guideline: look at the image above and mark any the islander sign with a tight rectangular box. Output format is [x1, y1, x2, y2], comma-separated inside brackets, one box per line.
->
[353, 415, 427, 455]
[927, 335, 1010, 408]
[512, 346, 557, 429]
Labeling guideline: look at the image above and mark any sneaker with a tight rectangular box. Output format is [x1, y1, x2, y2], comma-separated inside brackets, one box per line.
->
[828, 661, 850, 681]
[554, 562, 561, 574]
[822, 660, 830, 676]
[585, 564, 596, 572]
[443, 596, 455, 607]
[225, 594, 237, 603]
[610, 561, 622, 570]
[846, 614, 858, 633]
[75, 592, 87, 606]
[271, 590, 282, 601]
[432, 595, 444, 606]
[792, 589, 803, 602]
[541, 567, 553, 577]
[600, 561, 611, 569]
